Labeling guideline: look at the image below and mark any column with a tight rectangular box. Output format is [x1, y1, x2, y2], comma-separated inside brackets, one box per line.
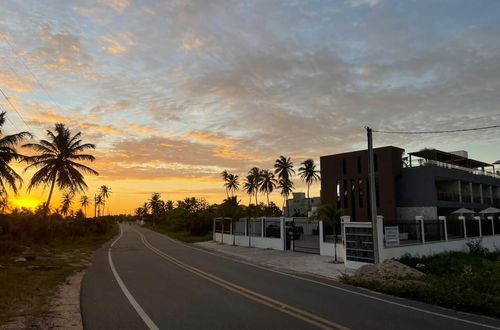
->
[458, 180, 462, 203]
[480, 184, 484, 204]
[488, 216, 494, 236]
[469, 182, 473, 203]
[439, 216, 448, 241]
[475, 216, 482, 237]
[459, 216, 466, 238]
[416, 216, 425, 244]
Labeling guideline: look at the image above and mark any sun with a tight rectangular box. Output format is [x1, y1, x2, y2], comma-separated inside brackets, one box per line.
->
[10, 198, 41, 210]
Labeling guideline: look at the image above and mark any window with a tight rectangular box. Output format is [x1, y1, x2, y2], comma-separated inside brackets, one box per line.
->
[343, 179, 348, 208]
[336, 180, 341, 208]
[358, 179, 364, 208]
[357, 156, 361, 173]
[342, 159, 347, 175]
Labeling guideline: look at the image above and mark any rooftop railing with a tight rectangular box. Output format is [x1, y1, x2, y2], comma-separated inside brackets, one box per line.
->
[410, 159, 500, 179]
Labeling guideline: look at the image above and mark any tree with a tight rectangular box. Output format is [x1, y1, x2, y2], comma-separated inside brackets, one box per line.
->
[277, 177, 294, 211]
[259, 169, 277, 206]
[225, 173, 239, 197]
[80, 195, 89, 217]
[148, 192, 164, 225]
[95, 194, 104, 217]
[23, 123, 98, 212]
[0, 111, 31, 197]
[220, 170, 229, 198]
[165, 200, 174, 211]
[298, 159, 320, 210]
[248, 167, 262, 204]
[99, 185, 112, 215]
[60, 192, 73, 217]
[243, 174, 257, 205]
[274, 156, 295, 212]
[316, 204, 342, 262]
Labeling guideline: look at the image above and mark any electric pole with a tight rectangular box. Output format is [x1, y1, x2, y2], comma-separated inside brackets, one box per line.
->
[367, 126, 380, 264]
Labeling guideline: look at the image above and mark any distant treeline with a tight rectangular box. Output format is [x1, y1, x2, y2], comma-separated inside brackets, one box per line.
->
[135, 194, 282, 236]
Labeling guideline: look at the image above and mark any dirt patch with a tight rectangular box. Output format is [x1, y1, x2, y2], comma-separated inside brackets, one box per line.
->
[352, 259, 425, 281]
[1, 270, 84, 329]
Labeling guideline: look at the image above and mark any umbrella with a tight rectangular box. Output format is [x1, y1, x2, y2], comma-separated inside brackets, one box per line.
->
[479, 207, 500, 214]
[451, 208, 475, 214]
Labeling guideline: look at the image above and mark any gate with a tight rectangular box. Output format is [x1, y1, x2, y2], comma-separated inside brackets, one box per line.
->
[291, 218, 320, 254]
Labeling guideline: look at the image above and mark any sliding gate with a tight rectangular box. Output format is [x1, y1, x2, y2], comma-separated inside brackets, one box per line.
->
[292, 218, 320, 254]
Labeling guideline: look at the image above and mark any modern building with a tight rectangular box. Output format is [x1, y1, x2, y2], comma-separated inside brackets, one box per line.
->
[320, 146, 500, 221]
[284, 192, 321, 217]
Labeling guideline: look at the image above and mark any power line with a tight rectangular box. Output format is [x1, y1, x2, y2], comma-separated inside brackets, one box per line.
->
[0, 86, 36, 135]
[372, 124, 500, 135]
[0, 101, 20, 132]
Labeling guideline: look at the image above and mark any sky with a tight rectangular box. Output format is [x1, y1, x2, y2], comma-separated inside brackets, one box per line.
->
[1, 0, 500, 214]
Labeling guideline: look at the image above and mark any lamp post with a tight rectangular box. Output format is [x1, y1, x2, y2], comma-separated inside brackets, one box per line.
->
[366, 126, 380, 264]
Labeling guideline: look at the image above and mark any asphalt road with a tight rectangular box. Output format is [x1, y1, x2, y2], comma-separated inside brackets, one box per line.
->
[81, 223, 500, 330]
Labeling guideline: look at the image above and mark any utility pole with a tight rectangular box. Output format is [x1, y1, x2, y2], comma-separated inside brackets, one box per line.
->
[367, 126, 380, 264]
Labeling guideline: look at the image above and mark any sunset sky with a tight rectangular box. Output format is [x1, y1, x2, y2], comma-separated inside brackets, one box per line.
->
[1, 0, 500, 214]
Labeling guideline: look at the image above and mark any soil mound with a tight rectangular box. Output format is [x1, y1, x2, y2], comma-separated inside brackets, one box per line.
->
[352, 259, 425, 281]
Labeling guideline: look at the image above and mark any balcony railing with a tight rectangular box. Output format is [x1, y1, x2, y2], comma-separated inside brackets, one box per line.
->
[411, 159, 500, 179]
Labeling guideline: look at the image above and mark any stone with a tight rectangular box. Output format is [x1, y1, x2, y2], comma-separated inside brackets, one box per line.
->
[14, 257, 27, 262]
[352, 259, 425, 281]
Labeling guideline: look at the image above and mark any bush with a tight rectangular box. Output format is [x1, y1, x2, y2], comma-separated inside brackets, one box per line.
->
[466, 238, 489, 256]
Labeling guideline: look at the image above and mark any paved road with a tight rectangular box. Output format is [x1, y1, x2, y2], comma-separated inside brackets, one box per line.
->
[81, 224, 500, 330]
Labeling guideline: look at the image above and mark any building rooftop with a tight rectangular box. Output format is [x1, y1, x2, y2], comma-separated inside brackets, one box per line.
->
[409, 148, 491, 169]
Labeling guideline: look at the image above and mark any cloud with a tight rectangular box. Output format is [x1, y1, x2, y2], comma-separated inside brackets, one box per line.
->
[101, 36, 127, 54]
[348, 0, 382, 7]
[100, 0, 130, 13]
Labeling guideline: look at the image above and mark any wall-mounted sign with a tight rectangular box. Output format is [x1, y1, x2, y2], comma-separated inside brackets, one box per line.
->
[384, 226, 400, 246]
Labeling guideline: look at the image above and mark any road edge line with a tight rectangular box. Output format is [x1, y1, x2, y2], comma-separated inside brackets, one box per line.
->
[108, 224, 159, 330]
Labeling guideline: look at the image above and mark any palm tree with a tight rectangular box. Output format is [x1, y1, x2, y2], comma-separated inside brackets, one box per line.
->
[259, 169, 277, 206]
[248, 167, 262, 205]
[298, 159, 321, 210]
[0, 111, 31, 196]
[148, 192, 164, 226]
[278, 177, 294, 211]
[243, 174, 257, 205]
[99, 185, 111, 215]
[165, 200, 174, 211]
[80, 195, 89, 217]
[22, 123, 98, 211]
[316, 204, 342, 262]
[60, 192, 73, 217]
[226, 173, 240, 197]
[220, 170, 229, 198]
[274, 156, 295, 212]
[95, 194, 103, 217]
[274, 156, 295, 181]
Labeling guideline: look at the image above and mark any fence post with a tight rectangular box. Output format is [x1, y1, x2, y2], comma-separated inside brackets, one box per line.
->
[459, 216, 467, 238]
[245, 218, 248, 236]
[221, 221, 224, 244]
[439, 216, 448, 241]
[376, 216, 384, 262]
[489, 216, 494, 236]
[261, 217, 264, 238]
[280, 217, 285, 250]
[319, 220, 324, 255]
[475, 216, 482, 237]
[213, 218, 216, 241]
[416, 216, 425, 244]
[340, 216, 350, 245]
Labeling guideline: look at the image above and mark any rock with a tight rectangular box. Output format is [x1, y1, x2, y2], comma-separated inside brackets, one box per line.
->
[352, 259, 425, 281]
[14, 257, 27, 262]
[0, 264, 4, 269]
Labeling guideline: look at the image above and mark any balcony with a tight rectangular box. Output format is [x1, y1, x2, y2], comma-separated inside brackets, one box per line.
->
[411, 159, 500, 179]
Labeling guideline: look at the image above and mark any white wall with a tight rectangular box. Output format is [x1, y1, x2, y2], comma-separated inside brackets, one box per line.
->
[319, 221, 344, 261]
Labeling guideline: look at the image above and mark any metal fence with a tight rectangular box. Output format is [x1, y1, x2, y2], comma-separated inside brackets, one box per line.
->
[481, 218, 494, 236]
[323, 221, 342, 243]
[383, 220, 422, 245]
[215, 220, 222, 233]
[423, 220, 445, 242]
[248, 218, 262, 237]
[496, 218, 500, 235]
[232, 219, 246, 235]
[465, 220, 480, 237]
[263, 218, 281, 238]
[446, 219, 464, 239]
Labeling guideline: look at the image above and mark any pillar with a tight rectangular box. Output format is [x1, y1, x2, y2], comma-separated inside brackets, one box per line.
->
[416, 216, 424, 243]
[475, 216, 482, 237]
[459, 216, 466, 238]
[439, 216, 448, 241]
[458, 180, 462, 203]
[488, 216, 494, 236]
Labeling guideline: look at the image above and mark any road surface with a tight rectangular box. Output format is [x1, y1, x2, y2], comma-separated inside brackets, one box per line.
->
[81, 223, 500, 330]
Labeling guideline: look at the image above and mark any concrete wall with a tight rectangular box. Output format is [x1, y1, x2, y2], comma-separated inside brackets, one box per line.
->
[318, 220, 344, 261]
[397, 206, 437, 219]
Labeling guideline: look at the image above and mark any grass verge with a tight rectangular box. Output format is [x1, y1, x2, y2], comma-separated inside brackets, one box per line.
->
[341, 250, 500, 319]
[148, 224, 212, 243]
[0, 222, 117, 326]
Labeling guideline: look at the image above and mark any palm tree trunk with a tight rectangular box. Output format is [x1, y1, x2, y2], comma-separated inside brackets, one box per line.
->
[307, 183, 311, 212]
[255, 191, 258, 205]
[267, 192, 270, 206]
[94, 194, 97, 218]
[45, 175, 57, 212]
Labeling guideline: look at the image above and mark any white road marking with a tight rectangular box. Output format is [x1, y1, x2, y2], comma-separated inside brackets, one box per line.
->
[108, 224, 160, 330]
[143, 226, 500, 330]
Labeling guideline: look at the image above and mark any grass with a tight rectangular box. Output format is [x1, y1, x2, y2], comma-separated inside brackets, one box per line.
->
[0, 217, 117, 326]
[149, 224, 213, 243]
[341, 249, 500, 318]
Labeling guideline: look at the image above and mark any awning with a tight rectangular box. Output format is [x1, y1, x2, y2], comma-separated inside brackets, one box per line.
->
[451, 208, 475, 214]
[479, 207, 500, 214]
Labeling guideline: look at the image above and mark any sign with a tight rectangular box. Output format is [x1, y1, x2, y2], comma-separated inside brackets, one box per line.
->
[384, 226, 400, 246]
[344, 226, 375, 263]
